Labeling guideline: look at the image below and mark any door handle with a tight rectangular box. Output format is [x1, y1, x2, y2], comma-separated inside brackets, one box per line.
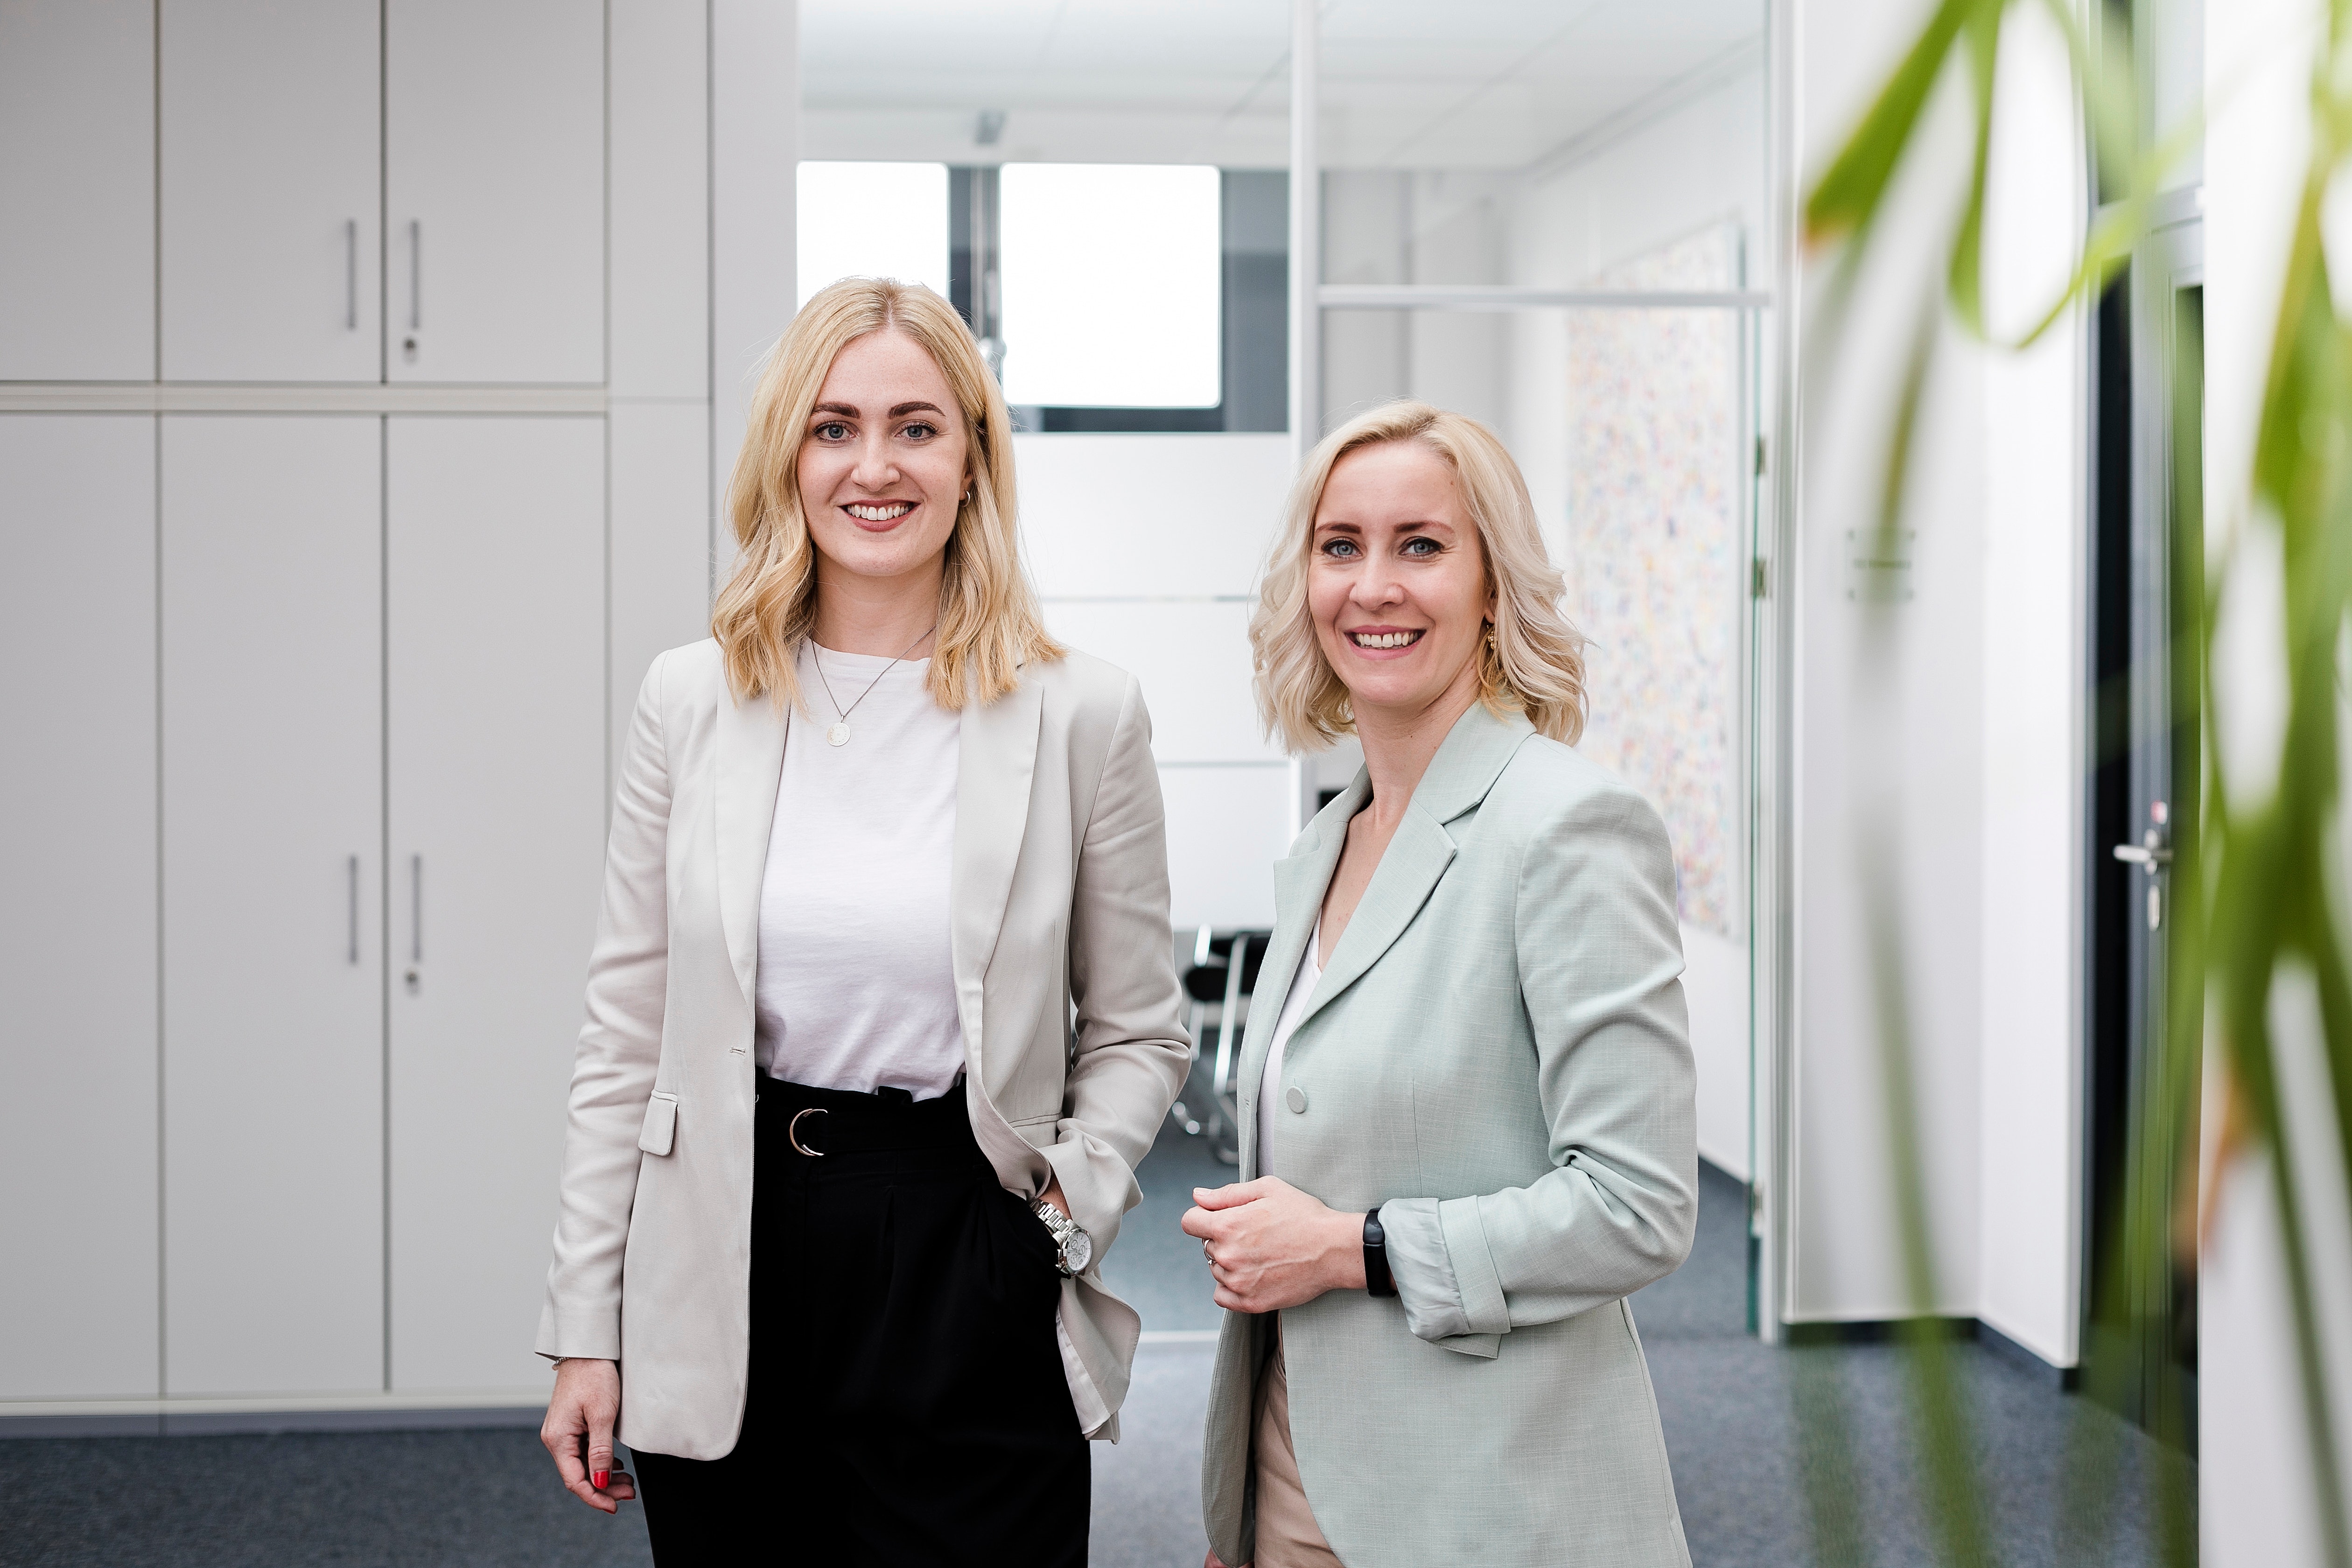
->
[406, 220, 421, 331]
[406, 854, 423, 993]
[2111, 829, 2173, 871]
[344, 219, 358, 330]
[347, 854, 360, 964]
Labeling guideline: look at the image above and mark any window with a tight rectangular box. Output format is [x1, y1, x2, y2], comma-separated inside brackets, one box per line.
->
[795, 161, 950, 309]
[997, 164, 1222, 408]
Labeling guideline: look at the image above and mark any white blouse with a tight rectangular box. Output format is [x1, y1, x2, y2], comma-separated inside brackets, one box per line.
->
[753, 642, 964, 1097]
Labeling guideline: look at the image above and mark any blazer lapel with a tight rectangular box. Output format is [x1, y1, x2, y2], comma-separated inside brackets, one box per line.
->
[1291, 705, 1535, 1036]
[715, 687, 790, 1008]
[950, 672, 1045, 1065]
[1232, 773, 1360, 1178]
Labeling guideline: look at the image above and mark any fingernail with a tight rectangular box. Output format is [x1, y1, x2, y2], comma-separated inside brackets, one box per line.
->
[592, 1470, 609, 1490]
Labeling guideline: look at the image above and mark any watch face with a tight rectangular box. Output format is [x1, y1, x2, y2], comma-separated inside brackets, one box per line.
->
[1062, 1226, 1092, 1274]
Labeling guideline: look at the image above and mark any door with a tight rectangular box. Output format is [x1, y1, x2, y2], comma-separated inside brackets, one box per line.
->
[387, 416, 605, 1391]
[159, 0, 382, 383]
[2084, 203, 2202, 1451]
[385, 0, 605, 384]
[0, 1, 155, 380]
[0, 414, 160, 1401]
[161, 415, 385, 1396]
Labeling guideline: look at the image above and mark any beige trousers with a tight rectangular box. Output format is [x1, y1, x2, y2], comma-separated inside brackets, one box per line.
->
[1249, 1327, 1345, 1568]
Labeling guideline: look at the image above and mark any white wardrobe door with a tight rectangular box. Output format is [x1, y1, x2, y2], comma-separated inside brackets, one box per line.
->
[388, 417, 605, 1391]
[386, 0, 605, 384]
[0, 2, 155, 379]
[0, 416, 159, 1401]
[159, 0, 381, 383]
[161, 416, 385, 1397]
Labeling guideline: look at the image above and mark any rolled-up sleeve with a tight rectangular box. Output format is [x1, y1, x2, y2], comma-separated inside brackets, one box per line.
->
[1386, 782, 1698, 1344]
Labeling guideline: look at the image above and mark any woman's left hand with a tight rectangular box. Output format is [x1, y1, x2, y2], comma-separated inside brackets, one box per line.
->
[1181, 1178, 1366, 1313]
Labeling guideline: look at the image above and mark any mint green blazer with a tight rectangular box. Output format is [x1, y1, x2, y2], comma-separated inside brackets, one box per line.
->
[1201, 704, 1697, 1568]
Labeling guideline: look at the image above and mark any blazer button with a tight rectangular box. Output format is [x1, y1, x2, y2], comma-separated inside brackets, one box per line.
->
[1285, 1086, 1307, 1113]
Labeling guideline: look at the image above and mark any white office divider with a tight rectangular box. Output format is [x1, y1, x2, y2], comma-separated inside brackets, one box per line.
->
[0, 3, 154, 380]
[386, 417, 609, 1395]
[0, 0, 733, 1427]
[1019, 431, 1295, 931]
[161, 416, 387, 1398]
[159, 1, 384, 383]
[0, 415, 161, 1403]
[385, 0, 606, 385]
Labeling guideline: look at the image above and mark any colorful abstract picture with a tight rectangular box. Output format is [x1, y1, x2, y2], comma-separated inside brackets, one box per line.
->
[1566, 224, 1743, 935]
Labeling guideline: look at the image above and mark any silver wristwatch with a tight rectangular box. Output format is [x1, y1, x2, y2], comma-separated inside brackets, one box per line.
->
[1032, 1200, 1093, 1276]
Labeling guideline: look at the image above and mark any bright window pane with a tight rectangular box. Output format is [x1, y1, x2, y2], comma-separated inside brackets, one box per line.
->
[999, 164, 1221, 408]
[795, 161, 950, 310]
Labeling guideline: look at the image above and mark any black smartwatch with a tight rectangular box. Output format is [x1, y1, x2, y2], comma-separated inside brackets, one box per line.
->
[1363, 1207, 1397, 1297]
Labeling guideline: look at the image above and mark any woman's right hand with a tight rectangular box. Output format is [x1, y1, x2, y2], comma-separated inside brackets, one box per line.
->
[1206, 1553, 1248, 1568]
[541, 1357, 635, 1513]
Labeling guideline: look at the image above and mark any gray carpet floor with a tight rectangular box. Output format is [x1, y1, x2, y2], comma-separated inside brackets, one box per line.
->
[3, 1130, 2192, 1566]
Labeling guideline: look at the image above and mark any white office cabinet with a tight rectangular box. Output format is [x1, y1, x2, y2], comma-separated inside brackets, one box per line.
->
[0, 3, 155, 380]
[0, 417, 160, 1401]
[159, 0, 382, 383]
[388, 418, 605, 1391]
[160, 417, 386, 1397]
[386, 1, 606, 385]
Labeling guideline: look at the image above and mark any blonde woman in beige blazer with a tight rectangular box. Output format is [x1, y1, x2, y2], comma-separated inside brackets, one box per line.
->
[1186, 402, 1697, 1568]
[534, 279, 1189, 1566]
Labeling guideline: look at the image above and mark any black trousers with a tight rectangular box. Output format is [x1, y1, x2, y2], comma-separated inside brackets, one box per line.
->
[631, 1076, 1090, 1567]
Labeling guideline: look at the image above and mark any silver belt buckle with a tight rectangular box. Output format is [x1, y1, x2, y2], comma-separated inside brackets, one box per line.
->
[787, 1106, 828, 1156]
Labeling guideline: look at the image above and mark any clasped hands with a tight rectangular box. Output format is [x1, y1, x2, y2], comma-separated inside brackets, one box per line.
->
[1180, 1176, 1366, 1314]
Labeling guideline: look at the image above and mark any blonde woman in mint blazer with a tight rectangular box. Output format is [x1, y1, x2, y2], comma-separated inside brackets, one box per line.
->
[1184, 401, 1697, 1568]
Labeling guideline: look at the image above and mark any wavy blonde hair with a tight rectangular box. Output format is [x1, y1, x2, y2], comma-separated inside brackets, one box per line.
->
[1250, 400, 1589, 750]
[713, 277, 1060, 710]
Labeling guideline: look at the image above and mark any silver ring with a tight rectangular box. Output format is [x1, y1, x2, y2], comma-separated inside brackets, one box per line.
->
[1202, 1239, 1215, 1264]
[788, 1106, 828, 1157]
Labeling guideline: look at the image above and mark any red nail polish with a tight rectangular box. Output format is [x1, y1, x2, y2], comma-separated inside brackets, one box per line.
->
[592, 1470, 609, 1490]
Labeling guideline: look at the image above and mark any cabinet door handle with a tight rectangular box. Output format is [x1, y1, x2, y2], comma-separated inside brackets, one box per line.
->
[410, 853, 423, 963]
[407, 220, 422, 331]
[348, 855, 361, 964]
[344, 219, 358, 330]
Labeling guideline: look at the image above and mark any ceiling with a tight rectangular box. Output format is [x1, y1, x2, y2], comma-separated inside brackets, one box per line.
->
[800, 0, 1765, 170]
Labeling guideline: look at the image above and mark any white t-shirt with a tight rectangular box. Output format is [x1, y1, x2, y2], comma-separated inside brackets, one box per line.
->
[1256, 919, 1324, 1179]
[753, 641, 965, 1097]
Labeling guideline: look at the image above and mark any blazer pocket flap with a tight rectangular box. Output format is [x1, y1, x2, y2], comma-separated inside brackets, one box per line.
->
[637, 1092, 679, 1156]
[1435, 1331, 1501, 1359]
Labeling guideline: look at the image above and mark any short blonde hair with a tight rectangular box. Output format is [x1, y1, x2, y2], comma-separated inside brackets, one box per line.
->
[713, 277, 1060, 710]
[1250, 400, 1588, 750]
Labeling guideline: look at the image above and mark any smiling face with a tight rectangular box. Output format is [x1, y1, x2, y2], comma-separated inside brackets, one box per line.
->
[1308, 438, 1495, 728]
[797, 328, 970, 592]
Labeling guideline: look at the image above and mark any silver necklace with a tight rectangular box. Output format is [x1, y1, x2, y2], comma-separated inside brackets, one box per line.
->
[810, 625, 935, 746]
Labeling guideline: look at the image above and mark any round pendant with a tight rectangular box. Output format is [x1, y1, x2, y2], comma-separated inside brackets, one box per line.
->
[826, 721, 851, 747]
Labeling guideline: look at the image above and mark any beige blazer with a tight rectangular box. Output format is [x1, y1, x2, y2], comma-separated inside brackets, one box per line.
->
[535, 638, 1190, 1458]
[1202, 704, 1697, 1568]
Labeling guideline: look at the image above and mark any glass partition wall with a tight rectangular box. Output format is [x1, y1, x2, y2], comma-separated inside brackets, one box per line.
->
[797, 0, 1779, 1327]
[1295, 0, 1777, 1329]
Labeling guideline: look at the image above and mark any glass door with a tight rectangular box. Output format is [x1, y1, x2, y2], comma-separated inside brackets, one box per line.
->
[2083, 195, 2202, 1452]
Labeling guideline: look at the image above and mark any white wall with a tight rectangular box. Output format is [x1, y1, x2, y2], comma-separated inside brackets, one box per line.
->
[1780, 0, 2088, 1354]
[2202, 0, 2352, 1557]
[1017, 432, 1295, 929]
[1788, 0, 1989, 1321]
[1974, 1, 2086, 1368]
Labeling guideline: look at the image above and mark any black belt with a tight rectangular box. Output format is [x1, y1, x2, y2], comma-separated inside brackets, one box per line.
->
[757, 1073, 973, 1157]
